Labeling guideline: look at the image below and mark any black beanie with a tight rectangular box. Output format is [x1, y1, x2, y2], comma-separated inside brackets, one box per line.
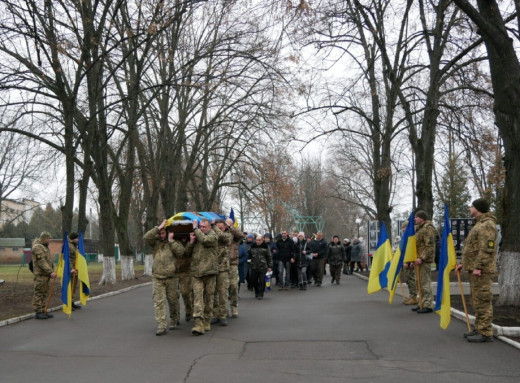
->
[415, 210, 428, 220]
[69, 232, 79, 240]
[472, 198, 490, 213]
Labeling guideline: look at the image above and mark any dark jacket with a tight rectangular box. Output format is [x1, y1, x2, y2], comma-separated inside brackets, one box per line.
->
[266, 240, 279, 262]
[350, 242, 363, 262]
[292, 239, 310, 268]
[327, 242, 345, 266]
[276, 237, 295, 262]
[248, 242, 273, 271]
[343, 243, 352, 263]
[310, 237, 328, 259]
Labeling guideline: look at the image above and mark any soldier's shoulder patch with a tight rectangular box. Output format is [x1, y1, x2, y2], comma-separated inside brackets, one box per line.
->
[487, 240, 495, 249]
[35, 254, 42, 260]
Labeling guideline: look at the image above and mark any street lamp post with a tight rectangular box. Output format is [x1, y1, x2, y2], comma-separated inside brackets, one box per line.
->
[355, 218, 361, 238]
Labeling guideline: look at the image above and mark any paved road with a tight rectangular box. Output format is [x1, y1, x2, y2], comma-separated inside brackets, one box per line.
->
[1, 274, 519, 383]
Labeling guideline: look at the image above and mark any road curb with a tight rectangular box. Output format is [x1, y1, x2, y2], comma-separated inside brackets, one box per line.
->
[353, 271, 520, 349]
[0, 282, 152, 328]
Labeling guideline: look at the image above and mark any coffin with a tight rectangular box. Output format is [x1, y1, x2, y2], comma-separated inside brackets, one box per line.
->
[165, 212, 226, 240]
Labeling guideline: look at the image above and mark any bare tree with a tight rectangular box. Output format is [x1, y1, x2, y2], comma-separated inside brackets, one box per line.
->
[452, 0, 520, 306]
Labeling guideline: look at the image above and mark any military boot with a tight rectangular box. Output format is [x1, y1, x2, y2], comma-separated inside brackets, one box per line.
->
[191, 318, 205, 336]
[403, 296, 418, 305]
[204, 318, 211, 332]
[231, 307, 239, 318]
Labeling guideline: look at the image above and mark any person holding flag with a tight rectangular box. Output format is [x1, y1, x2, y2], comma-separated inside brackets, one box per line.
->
[31, 231, 56, 319]
[434, 204, 457, 329]
[386, 212, 416, 304]
[412, 210, 436, 314]
[68, 232, 82, 310]
[75, 231, 91, 307]
[55, 232, 73, 316]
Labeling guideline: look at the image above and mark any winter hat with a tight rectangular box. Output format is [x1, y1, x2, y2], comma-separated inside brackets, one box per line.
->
[472, 198, 490, 213]
[40, 231, 52, 240]
[247, 234, 254, 239]
[69, 232, 79, 240]
[344, 238, 349, 242]
[415, 210, 428, 220]
[264, 233, 272, 238]
[298, 231, 305, 237]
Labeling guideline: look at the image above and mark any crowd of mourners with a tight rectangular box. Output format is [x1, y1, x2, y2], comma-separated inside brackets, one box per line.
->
[142, 218, 368, 336]
[239, 230, 368, 297]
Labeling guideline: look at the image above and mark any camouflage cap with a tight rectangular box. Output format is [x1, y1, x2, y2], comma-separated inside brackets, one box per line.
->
[40, 231, 52, 240]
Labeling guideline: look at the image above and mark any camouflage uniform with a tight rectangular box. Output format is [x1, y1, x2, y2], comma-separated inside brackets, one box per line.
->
[401, 264, 417, 302]
[32, 235, 54, 314]
[176, 245, 193, 320]
[144, 227, 185, 332]
[415, 220, 436, 309]
[462, 212, 498, 337]
[228, 226, 244, 317]
[212, 225, 232, 321]
[185, 226, 218, 333]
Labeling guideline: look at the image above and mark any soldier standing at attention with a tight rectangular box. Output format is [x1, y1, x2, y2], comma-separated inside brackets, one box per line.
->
[456, 198, 498, 343]
[143, 220, 186, 336]
[412, 211, 436, 314]
[32, 231, 56, 319]
[186, 218, 219, 335]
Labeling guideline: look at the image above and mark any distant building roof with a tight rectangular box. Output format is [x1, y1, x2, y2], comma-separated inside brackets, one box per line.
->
[0, 238, 26, 247]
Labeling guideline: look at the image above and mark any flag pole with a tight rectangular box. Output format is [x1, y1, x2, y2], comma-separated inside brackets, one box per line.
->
[44, 277, 57, 315]
[456, 268, 472, 332]
[71, 273, 77, 306]
[398, 275, 406, 302]
[416, 264, 423, 310]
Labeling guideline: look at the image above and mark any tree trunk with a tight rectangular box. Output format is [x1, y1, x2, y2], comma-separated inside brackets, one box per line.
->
[99, 255, 117, 285]
[144, 254, 153, 276]
[120, 255, 135, 280]
[452, 0, 520, 305]
[498, 251, 520, 306]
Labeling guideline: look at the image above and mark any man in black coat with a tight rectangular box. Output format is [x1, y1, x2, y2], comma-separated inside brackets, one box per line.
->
[275, 230, 295, 290]
[310, 232, 328, 286]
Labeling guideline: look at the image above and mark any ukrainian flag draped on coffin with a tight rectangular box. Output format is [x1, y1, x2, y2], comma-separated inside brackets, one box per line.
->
[386, 211, 417, 303]
[76, 231, 91, 305]
[434, 204, 457, 329]
[367, 222, 392, 294]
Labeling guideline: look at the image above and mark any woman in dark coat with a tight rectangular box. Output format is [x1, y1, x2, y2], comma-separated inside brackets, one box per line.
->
[248, 235, 273, 300]
[327, 235, 345, 284]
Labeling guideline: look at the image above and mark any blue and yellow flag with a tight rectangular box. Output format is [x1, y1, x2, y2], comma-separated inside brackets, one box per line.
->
[76, 231, 91, 306]
[55, 232, 72, 316]
[368, 222, 393, 294]
[230, 208, 239, 228]
[434, 204, 457, 329]
[386, 211, 417, 303]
